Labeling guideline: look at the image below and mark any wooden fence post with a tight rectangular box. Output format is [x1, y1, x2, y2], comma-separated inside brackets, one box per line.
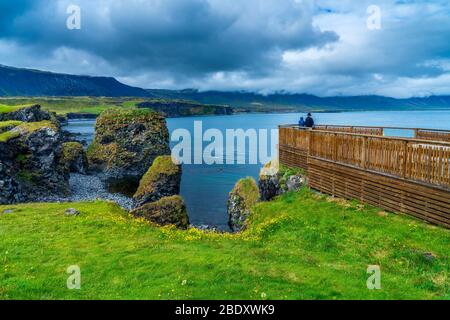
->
[362, 136, 368, 169]
[333, 133, 338, 161]
[403, 140, 408, 178]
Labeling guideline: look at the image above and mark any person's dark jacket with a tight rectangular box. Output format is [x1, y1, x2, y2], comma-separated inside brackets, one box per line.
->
[305, 116, 314, 128]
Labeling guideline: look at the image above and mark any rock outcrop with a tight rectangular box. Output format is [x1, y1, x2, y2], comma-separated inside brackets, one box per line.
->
[133, 155, 181, 207]
[259, 160, 305, 201]
[0, 104, 52, 122]
[137, 100, 233, 118]
[87, 108, 170, 189]
[61, 142, 88, 174]
[259, 161, 282, 201]
[131, 195, 189, 229]
[0, 120, 69, 204]
[227, 177, 259, 232]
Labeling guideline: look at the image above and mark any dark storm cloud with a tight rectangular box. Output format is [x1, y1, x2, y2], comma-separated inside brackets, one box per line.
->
[0, 0, 338, 76]
[1, 0, 450, 97]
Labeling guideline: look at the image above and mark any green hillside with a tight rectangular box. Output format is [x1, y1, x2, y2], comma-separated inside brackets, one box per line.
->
[0, 189, 448, 300]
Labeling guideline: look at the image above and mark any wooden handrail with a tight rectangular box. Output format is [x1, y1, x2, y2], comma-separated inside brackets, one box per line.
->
[279, 125, 450, 147]
[279, 124, 450, 133]
[279, 126, 450, 189]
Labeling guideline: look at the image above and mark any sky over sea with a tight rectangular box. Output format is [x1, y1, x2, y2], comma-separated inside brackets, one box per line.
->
[1, 0, 450, 98]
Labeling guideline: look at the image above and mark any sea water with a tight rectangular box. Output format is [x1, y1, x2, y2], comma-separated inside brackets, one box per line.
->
[65, 110, 450, 229]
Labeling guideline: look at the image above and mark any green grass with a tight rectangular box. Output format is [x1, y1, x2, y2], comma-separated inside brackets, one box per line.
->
[0, 104, 29, 114]
[0, 189, 448, 300]
[0, 131, 19, 142]
[0, 120, 22, 130]
[0, 97, 141, 115]
[0, 120, 57, 143]
[0, 97, 228, 116]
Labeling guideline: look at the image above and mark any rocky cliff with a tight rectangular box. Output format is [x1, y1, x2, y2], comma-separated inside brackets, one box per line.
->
[0, 113, 69, 204]
[87, 108, 171, 190]
[131, 195, 189, 229]
[259, 160, 305, 201]
[136, 100, 232, 117]
[0, 104, 53, 122]
[133, 155, 182, 207]
[227, 177, 260, 232]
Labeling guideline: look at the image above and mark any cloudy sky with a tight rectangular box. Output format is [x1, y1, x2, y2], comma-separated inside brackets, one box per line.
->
[1, 0, 450, 98]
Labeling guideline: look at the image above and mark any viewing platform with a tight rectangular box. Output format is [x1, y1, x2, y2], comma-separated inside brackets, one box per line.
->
[278, 124, 450, 228]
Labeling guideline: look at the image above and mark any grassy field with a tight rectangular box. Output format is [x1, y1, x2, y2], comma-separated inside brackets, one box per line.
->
[0, 188, 448, 300]
[0, 97, 228, 116]
[0, 97, 144, 115]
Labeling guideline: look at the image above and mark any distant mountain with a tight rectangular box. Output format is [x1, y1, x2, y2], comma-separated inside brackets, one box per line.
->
[1, 64, 449, 111]
[0, 65, 151, 97]
[146, 89, 450, 112]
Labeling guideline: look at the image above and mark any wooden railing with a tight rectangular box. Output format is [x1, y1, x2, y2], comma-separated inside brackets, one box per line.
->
[280, 124, 450, 142]
[309, 131, 450, 188]
[416, 129, 450, 142]
[279, 125, 450, 189]
[314, 125, 383, 135]
[279, 125, 450, 228]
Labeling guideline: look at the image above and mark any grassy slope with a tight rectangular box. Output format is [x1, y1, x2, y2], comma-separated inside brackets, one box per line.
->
[0, 97, 227, 116]
[0, 189, 448, 300]
[0, 98, 143, 115]
[0, 104, 29, 114]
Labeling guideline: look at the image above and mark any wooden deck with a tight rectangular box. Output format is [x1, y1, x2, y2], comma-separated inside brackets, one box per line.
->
[279, 125, 450, 228]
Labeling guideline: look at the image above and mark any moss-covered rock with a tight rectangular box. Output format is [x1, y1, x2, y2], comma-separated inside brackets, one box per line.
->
[259, 160, 305, 201]
[0, 120, 69, 204]
[87, 108, 170, 187]
[227, 177, 259, 232]
[259, 160, 282, 201]
[133, 155, 181, 207]
[61, 142, 88, 174]
[131, 195, 189, 229]
[0, 104, 52, 122]
[0, 121, 22, 134]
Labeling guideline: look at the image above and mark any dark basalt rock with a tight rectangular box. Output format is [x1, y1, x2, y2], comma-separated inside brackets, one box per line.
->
[61, 142, 88, 174]
[0, 105, 52, 122]
[137, 100, 233, 118]
[64, 208, 80, 216]
[0, 121, 69, 204]
[227, 177, 259, 232]
[87, 109, 170, 189]
[259, 160, 305, 201]
[133, 155, 181, 207]
[131, 195, 189, 229]
[259, 161, 283, 201]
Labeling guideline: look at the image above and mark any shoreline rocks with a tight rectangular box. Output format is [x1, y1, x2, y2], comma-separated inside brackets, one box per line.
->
[87, 108, 170, 189]
[225, 161, 306, 233]
[227, 177, 259, 232]
[61, 142, 88, 174]
[131, 195, 189, 229]
[133, 155, 181, 207]
[0, 105, 52, 122]
[259, 160, 305, 201]
[0, 120, 69, 204]
[136, 100, 233, 118]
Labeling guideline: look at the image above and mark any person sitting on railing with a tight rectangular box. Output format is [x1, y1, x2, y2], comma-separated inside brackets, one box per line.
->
[305, 113, 314, 128]
[298, 116, 305, 127]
